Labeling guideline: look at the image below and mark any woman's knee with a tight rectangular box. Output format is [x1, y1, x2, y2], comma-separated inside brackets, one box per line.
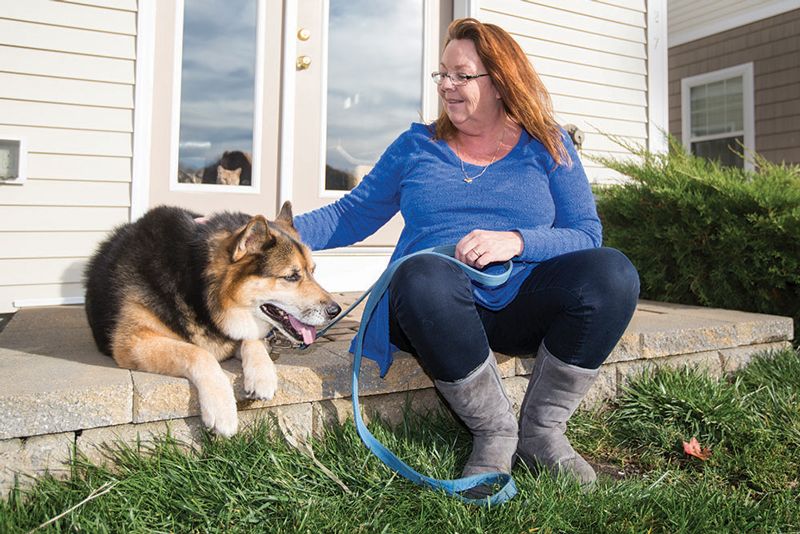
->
[389, 255, 471, 309]
[558, 248, 639, 316]
[591, 248, 640, 306]
[546, 248, 639, 368]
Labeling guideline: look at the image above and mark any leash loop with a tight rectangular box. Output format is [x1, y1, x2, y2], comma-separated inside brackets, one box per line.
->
[344, 245, 518, 505]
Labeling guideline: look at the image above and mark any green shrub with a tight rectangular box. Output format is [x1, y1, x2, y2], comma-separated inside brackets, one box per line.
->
[593, 137, 800, 329]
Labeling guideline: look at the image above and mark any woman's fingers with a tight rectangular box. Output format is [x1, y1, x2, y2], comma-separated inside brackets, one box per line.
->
[456, 230, 523, 268]
[455, 231, 482, 264]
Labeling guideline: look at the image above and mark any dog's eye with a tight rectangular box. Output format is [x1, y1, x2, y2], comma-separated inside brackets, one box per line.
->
[283, 273, 301, 282]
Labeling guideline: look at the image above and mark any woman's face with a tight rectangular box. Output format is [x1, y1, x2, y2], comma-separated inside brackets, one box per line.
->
[438, 39, 502, 132]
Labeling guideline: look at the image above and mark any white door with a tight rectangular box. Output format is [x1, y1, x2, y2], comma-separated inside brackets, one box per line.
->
[285, 0, 450, 246]
[145, 0, 283, 216]
[142, 0, 450, 286]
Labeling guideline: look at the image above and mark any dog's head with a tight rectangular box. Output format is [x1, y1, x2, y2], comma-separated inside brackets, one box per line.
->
[207, 202, 340, 343]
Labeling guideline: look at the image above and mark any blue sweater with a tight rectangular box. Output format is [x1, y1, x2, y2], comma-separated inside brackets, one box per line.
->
[294, 122, 602, 376]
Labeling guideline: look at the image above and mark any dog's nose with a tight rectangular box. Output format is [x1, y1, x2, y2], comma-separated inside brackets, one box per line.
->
[325, 302, 341, 319]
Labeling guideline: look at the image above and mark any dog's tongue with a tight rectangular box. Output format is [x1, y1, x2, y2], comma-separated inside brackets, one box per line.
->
[288, 315, 316, 345]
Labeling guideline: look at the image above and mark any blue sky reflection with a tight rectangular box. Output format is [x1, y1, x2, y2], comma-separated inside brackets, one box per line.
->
[176, 0, 424, 189]
[325, 0, 423, 188]
[178, 0, 256, 172]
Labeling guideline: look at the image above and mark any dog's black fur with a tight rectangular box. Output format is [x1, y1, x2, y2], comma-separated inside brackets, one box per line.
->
[84, 207, 252, 355]
[83, 203, 339, 436]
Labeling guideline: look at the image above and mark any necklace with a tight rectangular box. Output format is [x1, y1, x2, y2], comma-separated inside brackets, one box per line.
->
[456, 126, 506, 183]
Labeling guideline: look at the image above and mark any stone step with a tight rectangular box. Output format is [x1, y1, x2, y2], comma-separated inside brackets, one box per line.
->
[0, 296, 794, 497]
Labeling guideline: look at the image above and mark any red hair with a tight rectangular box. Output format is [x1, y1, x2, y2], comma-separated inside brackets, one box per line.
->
[433, 18, 569, 166]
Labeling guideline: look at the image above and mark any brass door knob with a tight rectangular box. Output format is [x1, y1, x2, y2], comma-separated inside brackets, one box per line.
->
[297, 28, 311, 41]
[296, 55, 312, 70]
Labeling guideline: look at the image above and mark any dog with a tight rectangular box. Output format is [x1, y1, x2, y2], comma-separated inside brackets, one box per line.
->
[84, 202, 340, 436]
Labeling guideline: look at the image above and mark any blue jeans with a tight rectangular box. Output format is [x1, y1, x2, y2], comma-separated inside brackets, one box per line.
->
[388, 247, 640, 382]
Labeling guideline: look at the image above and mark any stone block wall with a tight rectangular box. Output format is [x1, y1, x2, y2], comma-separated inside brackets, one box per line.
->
[0, 300, 794, 498]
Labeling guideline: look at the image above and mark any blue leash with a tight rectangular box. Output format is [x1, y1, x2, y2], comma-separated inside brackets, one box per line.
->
[312, 245, 518, 505]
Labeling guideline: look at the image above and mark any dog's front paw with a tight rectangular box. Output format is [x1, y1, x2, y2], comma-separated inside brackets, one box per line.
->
[201, 395, 238, 437]
[198, 375, 239, 437]
[244, 362, 278, 400]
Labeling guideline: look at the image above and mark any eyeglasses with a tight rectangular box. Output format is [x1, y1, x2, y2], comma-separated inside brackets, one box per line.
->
[431, 71, 490, 86]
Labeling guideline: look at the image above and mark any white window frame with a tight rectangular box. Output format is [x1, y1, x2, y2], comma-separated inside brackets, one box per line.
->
[681, 63, 754, 171]
[0, 137, 27, 185]
[167, 0, 266, 194]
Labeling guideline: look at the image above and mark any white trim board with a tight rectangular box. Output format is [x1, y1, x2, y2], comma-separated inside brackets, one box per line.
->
[453, 0, 479, 19]
[421, 0, 440, 124]
[278, 0, 298, 207]
[130, 0, 156, 221]
[167, 0, 183, 196]
[13, 296, 85, 308]
[312, 252, 391, 292]
[316, 0, 339, 201]
[669, 0, 800, 47]
[647, 0, 669, 153]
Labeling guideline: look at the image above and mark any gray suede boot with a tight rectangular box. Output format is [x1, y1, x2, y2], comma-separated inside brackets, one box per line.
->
[517, 343, 599, 485]
[434, 352, 518, 479]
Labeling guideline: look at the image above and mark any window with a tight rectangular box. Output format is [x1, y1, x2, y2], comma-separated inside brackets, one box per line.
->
[681, 63, 754, 170]
[175, 0, 259, 189]
[0, 138, 26, 185]
[324, 0, 424, 191]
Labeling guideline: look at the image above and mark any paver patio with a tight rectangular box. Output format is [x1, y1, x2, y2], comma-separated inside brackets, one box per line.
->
[0, 295, 793, 497]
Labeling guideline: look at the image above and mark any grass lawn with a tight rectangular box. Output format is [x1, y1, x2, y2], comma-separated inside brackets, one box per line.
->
[3, 348, 799, 533]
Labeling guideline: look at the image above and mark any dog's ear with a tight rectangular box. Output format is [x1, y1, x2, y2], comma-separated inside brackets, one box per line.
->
[232, 215, 271, 262]
[276, 201, 294, 227]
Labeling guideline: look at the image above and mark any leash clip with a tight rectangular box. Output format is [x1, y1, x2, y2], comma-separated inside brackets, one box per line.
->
[265, 327, 310, 350]
[264, 328, 308, 350]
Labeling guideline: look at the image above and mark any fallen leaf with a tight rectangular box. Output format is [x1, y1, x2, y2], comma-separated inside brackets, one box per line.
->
[682, 436, 711, 461]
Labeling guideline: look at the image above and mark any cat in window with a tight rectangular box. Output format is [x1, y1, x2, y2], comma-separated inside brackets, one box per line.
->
[216, 165, 242, 185]
[201, 150, 252, 186]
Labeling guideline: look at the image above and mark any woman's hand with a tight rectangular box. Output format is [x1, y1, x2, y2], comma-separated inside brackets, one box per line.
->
[455, 230, 524, 269]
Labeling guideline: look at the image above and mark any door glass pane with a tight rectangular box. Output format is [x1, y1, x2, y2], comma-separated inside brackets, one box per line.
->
[325, 0, 424, 191]
[176, 0, 257, 187]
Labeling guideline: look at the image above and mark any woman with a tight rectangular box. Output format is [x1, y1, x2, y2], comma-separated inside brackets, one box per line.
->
[294, 18, 639, 486]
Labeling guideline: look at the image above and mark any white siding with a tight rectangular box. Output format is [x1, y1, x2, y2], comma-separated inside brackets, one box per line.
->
[479, 0, 649, 183]
[0, 0, 663, 312]
[669, 0, 800, 47]
[0, 0, 136, 312]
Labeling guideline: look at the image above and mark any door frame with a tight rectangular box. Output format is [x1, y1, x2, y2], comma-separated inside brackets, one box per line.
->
[134, 0, 482, 217]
